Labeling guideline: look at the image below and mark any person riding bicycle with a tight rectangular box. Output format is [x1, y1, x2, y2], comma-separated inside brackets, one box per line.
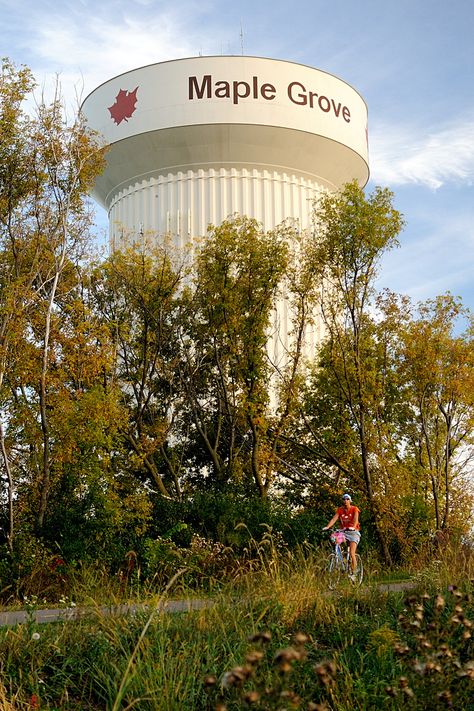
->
[322, 493, 360, 581]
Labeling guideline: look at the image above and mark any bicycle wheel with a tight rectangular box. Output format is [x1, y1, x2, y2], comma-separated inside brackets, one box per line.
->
[327, 553, 342, 589]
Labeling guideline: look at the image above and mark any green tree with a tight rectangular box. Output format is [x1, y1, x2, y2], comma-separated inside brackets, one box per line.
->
[399, 294, 474, 535]
[180, 216, 290, 495]
[303, 182, 404, 562]
[90, 244, 188, 499]
[0, 59, 112, 542]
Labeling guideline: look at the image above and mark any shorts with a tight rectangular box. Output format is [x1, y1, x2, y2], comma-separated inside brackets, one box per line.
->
[343, 529, 361, 544]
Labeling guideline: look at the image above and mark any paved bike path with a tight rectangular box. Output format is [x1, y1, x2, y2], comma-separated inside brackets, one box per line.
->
[0, 598, 214, 627]
[0, 582, 417, 628]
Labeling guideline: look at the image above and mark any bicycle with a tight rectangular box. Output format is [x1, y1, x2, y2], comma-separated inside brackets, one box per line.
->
[326, 530, 363, 589]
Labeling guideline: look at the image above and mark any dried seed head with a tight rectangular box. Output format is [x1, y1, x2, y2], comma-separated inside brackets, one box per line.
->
[308, 703, 330, 711]
[314, 660, 336, 677]
[459, 661, 474, 679]
[246, 650, 264, 665]
[292, 631, 309, 646]
[232, 665, 252, 682]
[434, 595, 445, 610]
[248, 631, 272, 644]
[203, 675, 217, 688]
[220, 666, 252, 689]
[220, 671, 236, 689]
[401, 687, 414, 698]
[437, 690, 452, 706]
[274, 647, 302, 667]
[279, 689, 301, 703]
[385, 686, 398, 697]
[394, 644, 410, 656]
[243, 691, 260, 704]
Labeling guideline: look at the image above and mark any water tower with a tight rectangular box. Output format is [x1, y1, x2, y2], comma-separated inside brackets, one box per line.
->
[81, 56, 369, 360]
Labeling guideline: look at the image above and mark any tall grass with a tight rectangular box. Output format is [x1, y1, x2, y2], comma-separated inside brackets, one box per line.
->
[0, 539, 472, 709]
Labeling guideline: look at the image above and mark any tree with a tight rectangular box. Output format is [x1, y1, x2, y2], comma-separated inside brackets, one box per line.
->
[303, 181, 404, 562]
[180, 216, 290, 496]
[399, 294, 474, 534]
[0, 58, 109, 541]
[90, 244, 188, 499]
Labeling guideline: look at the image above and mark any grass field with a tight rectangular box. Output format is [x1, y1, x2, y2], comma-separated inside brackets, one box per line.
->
[0, 544, 473, 710]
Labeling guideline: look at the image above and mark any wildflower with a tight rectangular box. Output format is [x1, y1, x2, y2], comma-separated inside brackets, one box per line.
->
[29, 695, 40, 709]
[31, 632, 40, 641]
[50, 556, 65, 571]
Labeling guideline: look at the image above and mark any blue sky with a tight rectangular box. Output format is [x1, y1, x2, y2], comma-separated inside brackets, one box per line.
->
[2, 0, 474, 311]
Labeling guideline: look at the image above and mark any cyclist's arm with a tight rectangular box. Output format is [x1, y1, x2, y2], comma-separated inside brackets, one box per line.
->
[352, 508, 359, 529]
[322, 512, 339, 530]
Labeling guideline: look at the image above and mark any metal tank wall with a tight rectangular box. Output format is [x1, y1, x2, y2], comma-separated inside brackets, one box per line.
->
[108, 168, 321, 251]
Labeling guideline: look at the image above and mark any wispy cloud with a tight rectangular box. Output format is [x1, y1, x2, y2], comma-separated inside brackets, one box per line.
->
[369, 119, 474, 189]
[3, 0, 216, 104]
[377, 203, 474, 304]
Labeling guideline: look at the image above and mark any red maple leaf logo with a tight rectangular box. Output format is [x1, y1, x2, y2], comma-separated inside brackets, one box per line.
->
[108, 87, 139, 125]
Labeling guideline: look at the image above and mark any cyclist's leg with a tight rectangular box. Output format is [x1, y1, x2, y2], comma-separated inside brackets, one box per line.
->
[348, 540, 358, 573]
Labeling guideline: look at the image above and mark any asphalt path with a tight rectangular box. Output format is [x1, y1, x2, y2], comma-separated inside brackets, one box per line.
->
[0, 582, 416, 628]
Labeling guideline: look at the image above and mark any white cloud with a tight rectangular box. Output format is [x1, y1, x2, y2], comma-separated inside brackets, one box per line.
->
[369, 119, 474, 189]
[376, 205, 474, 305]
[3, 1, 217, 106]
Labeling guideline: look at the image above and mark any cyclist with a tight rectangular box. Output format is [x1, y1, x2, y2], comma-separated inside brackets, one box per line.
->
[322, 493, 361, 581]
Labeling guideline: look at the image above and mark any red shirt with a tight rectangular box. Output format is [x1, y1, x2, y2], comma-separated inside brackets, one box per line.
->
[337, 505, 360, 530]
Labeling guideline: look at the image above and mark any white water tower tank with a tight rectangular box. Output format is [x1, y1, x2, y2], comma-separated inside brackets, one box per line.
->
[81, 56, 368, 250]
